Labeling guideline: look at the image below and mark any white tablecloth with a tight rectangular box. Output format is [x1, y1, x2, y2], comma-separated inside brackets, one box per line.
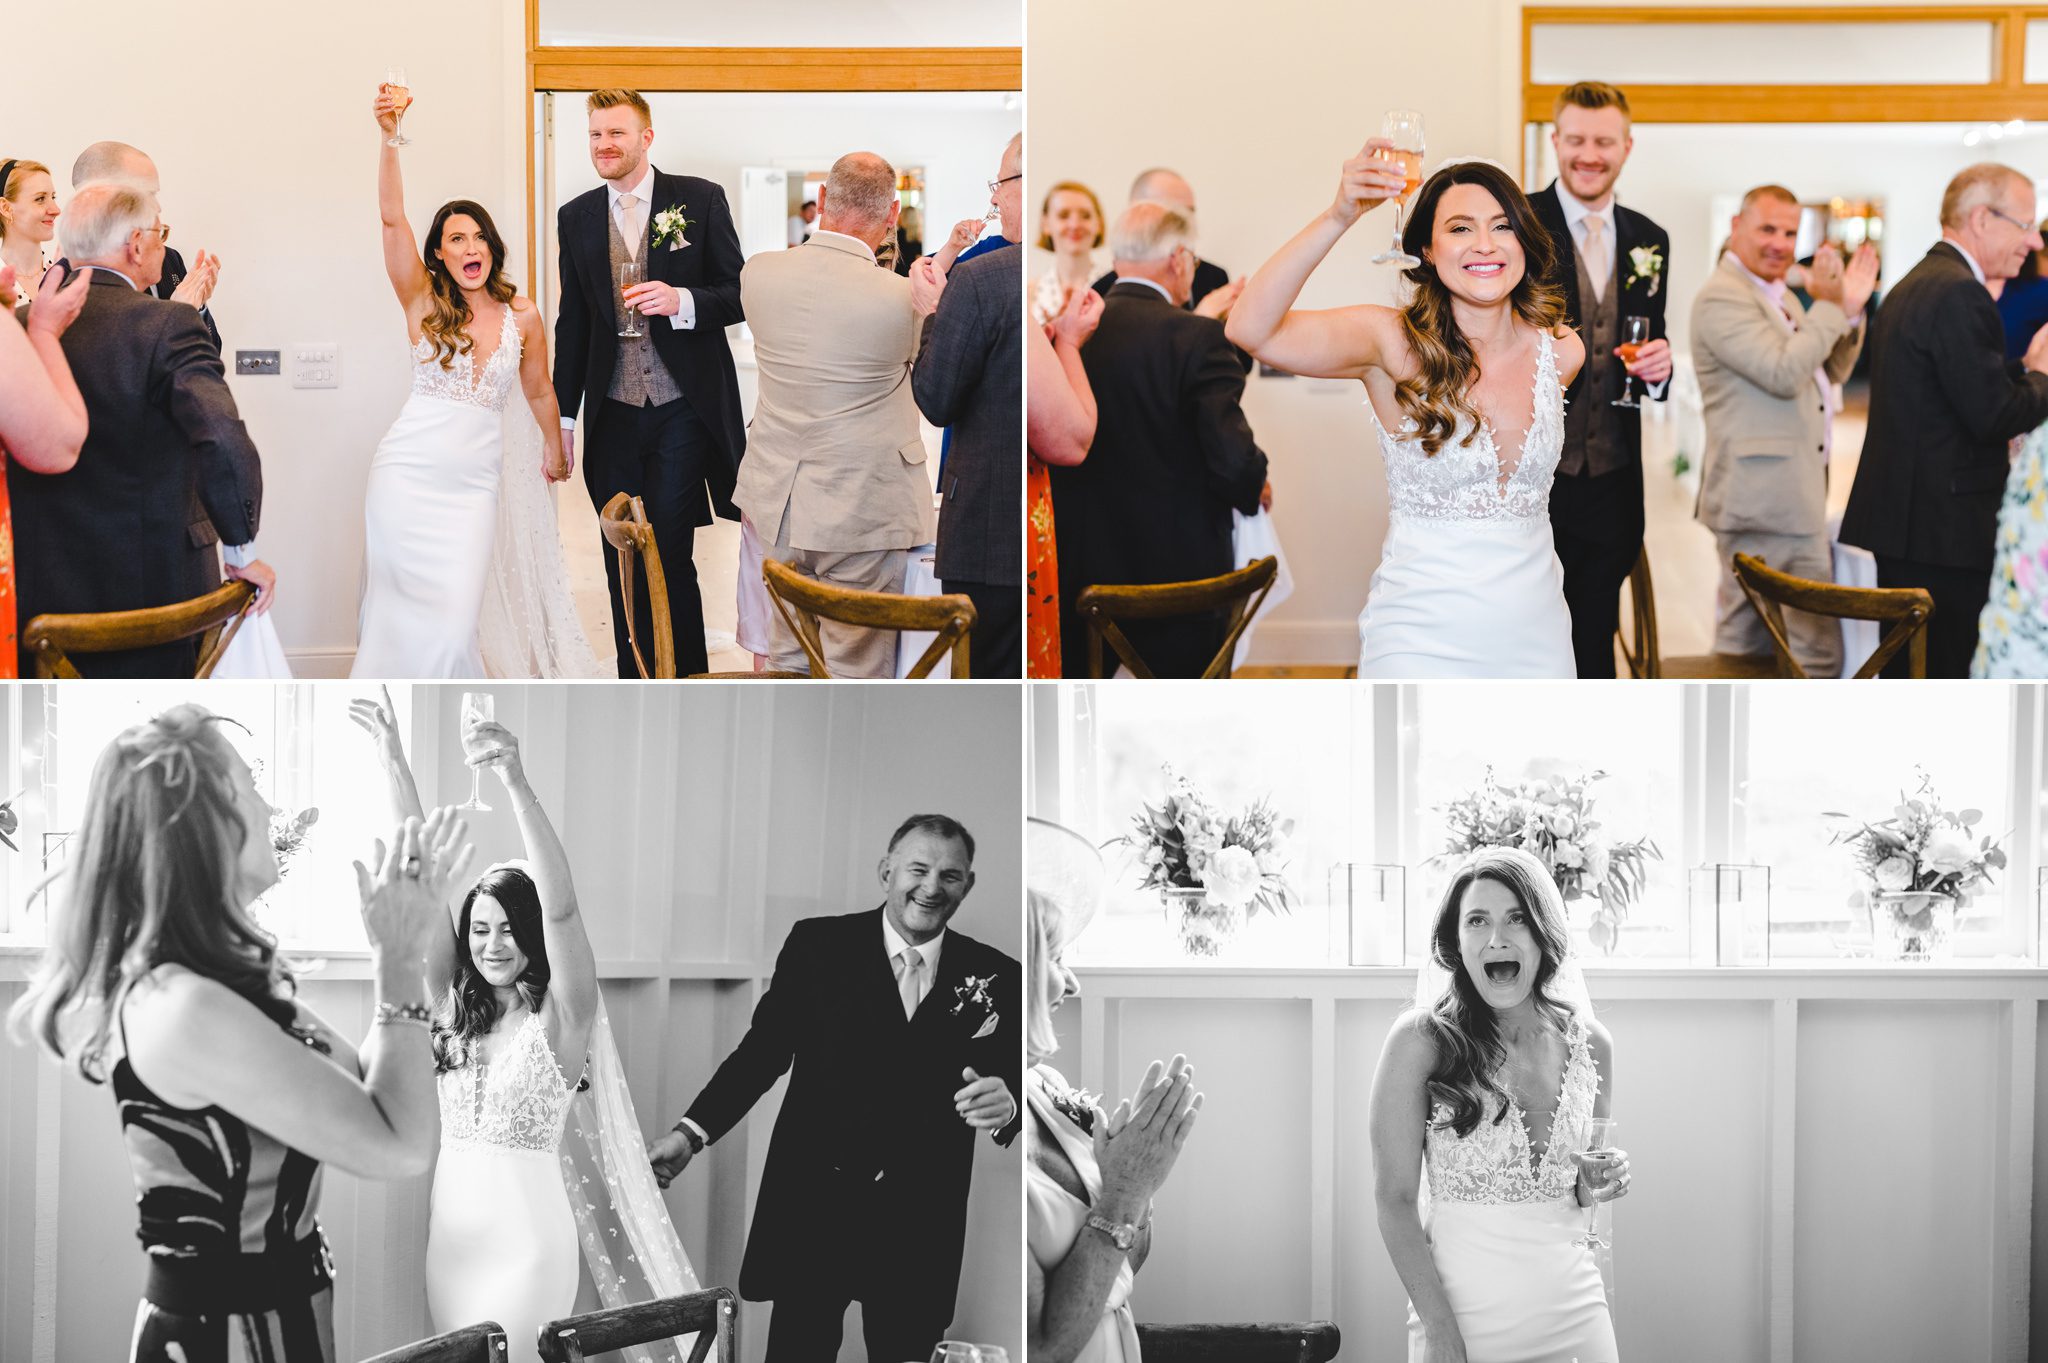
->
[896, 545, 953, 679]
[1830, 512, 1878, 678]
[1231, 508, 1292, 674]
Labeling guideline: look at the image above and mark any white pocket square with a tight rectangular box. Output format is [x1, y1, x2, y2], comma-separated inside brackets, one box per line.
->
[972, 1014, 999, 1040]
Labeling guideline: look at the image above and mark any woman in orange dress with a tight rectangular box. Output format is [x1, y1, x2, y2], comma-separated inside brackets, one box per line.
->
[1026, 289, 1102, 676]
[0, 261, 94, 675]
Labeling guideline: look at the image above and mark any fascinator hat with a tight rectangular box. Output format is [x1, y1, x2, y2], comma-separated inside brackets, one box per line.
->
[1027, 817, 1105, 956]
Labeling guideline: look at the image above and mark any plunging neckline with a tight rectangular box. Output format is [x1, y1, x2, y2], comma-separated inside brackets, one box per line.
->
[412, 305, 516, 394]
[1503, 1016, 1582, 1182]
[1474, 329, 1551, 498]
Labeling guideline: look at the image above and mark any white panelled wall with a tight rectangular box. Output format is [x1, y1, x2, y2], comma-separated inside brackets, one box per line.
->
[0, 683, 1022, 1363]
[1047, 968, 2048, 1363]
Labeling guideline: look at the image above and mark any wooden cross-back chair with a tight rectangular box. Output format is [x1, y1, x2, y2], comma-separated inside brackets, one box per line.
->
[759, 557, 976, 678]
[537, 1287, 739, 1363]
[1075, 556, 1277, 680]
[1135, 1321, 1342, 1363]
[360, 1322, 508, 1363]
[1733, 551, 1933, 678]
[1615, 547, 1776, 679]
[23, 579, 256, 679]
[597, 491, 675, 680]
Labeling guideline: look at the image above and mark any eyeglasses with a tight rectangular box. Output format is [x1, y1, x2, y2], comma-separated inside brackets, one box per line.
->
[1986, 206, 2036, 234]
[986, 174, 1022, 195]
[136, 223, 171, 245]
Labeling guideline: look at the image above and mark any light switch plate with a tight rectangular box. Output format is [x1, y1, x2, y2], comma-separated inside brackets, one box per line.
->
[291, 343, 340, 389]
[235, 350, 280, 376]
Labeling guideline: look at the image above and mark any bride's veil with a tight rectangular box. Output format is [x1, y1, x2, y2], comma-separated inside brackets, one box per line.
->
[480, 405, 609, 679]
[557, 1000, 705, 1361]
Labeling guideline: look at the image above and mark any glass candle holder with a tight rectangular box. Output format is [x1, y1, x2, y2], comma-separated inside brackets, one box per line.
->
[1688, 863, 1770, 966]
[1332, 863, 1405, 966]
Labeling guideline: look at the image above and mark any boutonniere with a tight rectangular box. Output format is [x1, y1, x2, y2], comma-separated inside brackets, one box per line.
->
[1626, 244, 1665, 297]
[951, 974, 1000, 1039]
[652, 206, 693, 252]
[1047, 1083, 1099, 1136]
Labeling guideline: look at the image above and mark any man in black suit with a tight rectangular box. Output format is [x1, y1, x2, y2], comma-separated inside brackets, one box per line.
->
[554, 88, 746, 677]
[1530, 81, 1674, 677]
[1054, 201, 1270, 677]
[1092, 169, 1238, 314]
[1840, 162, 2048, 676]
[12, 183, 269, 676]
[911, 134, 1025, 676]
[647, 814, 1019, 1363]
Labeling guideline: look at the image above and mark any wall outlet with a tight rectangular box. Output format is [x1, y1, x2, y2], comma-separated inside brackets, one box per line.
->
[235, 350, 280, 376]
[291, 343, 340, 389]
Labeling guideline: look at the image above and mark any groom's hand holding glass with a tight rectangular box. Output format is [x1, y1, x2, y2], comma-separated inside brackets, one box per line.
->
[622, 278, 684, 318]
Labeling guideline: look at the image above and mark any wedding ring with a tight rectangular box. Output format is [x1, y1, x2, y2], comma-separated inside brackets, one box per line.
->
[403, 856, 423, 878]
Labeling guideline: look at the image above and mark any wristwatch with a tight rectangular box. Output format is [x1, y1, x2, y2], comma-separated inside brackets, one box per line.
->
[671, 1120, 705, 1155]
[1086, 1213, 1141, 1252]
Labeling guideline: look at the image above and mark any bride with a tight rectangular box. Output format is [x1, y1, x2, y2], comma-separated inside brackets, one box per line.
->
[1368, 847, 1631, 1363]
[1229, 150, 1586, 678]
[352, 692, 699, 1363]
[355, 86, 604, 680]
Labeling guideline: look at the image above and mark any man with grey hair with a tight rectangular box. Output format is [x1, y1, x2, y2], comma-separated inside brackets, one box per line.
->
[733, 150, 930, 676]
[70, 140, 221, 347]
[1842, 161, 2048, 675]
[1050, 199, 1270, 677]
[1092, 167, 1241, 320]
[11, 182, 269, 676]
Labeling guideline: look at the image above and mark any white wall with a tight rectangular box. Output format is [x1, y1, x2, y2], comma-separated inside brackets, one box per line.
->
[3, 1, 529, 669]
[0, 682, 1023, 1363]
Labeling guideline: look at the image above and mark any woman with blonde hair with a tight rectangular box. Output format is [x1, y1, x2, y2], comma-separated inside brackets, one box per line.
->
[7, 703, 469, 1362]
[0, 158, 60, 297]
[1230, 153, 1587, 678]
[1026, 819, 1202, 1363]
[1034, 180, 1108, 326]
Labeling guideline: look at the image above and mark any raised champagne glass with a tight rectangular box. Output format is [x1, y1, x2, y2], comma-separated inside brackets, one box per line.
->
[617, 260, 645, 339]
[1570, 1116, 1619, 1250]
[1612, 316, 1650, 409]
[930, 1343, 982, 1363]
[457, 691, 494, 813]
[1370, 109, 1425, 269]
[384, 66, 412, 148]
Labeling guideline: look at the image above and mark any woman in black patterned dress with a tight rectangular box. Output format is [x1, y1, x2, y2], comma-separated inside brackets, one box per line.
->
[8, 703, 471, 1362]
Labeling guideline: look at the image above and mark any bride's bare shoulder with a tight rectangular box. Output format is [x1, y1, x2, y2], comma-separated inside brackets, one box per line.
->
[1549, 325, 1586, 383]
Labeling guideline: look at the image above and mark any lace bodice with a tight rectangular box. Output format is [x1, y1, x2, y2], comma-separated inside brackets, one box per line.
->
[1423, 1013, 1599, 1206]
[411, 306, 522, 412]
[1371, 329, 1563, 524]
[438, 1011, 573, 1155]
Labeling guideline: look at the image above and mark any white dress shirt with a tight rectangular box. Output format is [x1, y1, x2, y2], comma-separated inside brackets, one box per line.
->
[1111, 274, 1175, 303]
[1555, 186, 1668, 400]
[1942, 234, 1989, 286]
[564, 165, 698, 433]
[806, 227, 877, 263]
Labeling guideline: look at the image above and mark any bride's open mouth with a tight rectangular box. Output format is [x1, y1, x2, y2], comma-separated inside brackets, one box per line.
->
[462, 261, 484, 281]
[1482, 960, 1521, 985]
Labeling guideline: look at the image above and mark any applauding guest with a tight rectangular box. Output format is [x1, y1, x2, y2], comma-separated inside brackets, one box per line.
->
[0, 263, 92, 676]
[11, 184, 272, 677]
[1841, 162, 2048, 676]
[1027, 287, 1103, 678]
[1691, 186, 1874, 676]
[0, 158, 60, 299]
[70, 142, 223, 349]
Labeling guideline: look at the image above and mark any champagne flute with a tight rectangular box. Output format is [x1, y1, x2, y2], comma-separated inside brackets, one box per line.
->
[1370, 109, 1426, 269]
[930, 1344, 981, 1363]
[1570, 1116, 1619, 1250]
[384, 66, 412, 148]
[457, 691, 494, 812]
[1611, 316, 1650, 409]
[617, 260, 645, 339]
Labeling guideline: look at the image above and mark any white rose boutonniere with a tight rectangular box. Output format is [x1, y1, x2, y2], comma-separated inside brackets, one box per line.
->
[1626, 244, 1664, 297]
[652, 206, 693, 252]
[951, 974, 1000, 1039]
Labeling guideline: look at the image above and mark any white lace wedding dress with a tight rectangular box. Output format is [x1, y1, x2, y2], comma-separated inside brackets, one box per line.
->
[1407, 1013, 1617, 1363]
[427, 1011, 579, 1363]
[353, 309, 603, 679]
[1361, 330, 1575, 678]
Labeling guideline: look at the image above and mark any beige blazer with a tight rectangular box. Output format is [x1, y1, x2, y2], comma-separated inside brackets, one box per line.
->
[734, 232, 934, 552]
[1690, 253, 1865, 537]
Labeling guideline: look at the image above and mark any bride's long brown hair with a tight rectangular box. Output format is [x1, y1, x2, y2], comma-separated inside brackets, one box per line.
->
[1394, 162, 1566, 457]
[421, 199, 517, 371]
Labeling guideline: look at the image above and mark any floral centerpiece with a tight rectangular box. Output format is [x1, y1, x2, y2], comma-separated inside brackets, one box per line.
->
[1826, 770, 2005, 961]
[1117, 768, 1298, 958]
[1434, 768, 1661, 954]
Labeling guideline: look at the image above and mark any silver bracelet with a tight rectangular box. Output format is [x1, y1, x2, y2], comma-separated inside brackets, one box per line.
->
[374, 1000, 433, 1030]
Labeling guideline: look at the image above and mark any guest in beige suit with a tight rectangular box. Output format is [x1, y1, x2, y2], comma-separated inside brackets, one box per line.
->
[734, 151, 933, 677]
[1691, 184, 1878, 676]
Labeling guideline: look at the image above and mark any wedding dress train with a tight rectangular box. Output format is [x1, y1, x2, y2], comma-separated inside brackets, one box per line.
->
[1407, 1013, 1617, 1363]
[1360, 330, 1575, 678]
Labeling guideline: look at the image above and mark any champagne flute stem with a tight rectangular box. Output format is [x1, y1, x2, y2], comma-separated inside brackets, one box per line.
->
[468, 766, 483, 807]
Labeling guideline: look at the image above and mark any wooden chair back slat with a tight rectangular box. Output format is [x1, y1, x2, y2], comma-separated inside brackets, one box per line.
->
[24, 580, 257, 680]
[1732, 552, 1934, 679]
[537, 1287, 739, 1363]
[759, 558, 976, 679]
[359, 1321, 509, 1363]
[1075, 557, 1278, 680]
[1133, 1321, 1343, 1363]
[598, 492, 677, 680]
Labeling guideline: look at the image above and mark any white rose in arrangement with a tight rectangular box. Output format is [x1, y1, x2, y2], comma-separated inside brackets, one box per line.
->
[1552, 839, 1586, 870]
[1143, 844, 1165, 866]
[1923, 828, 1977, 877]
[1873, 855, 1913, 891]
[1583, 841, 1610, 885]
[1547, 809, 1579, 838]
[1202, 845, 1261, 909]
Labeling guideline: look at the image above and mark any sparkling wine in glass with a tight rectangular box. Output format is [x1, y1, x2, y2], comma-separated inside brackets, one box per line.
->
[617, 260, 645, 339]
[458, 691, 494, 812]
[1371, 110, 1425, 269]
[1612, 316, 1650, 409]
[384, 67, 412, 148]
[1570, 1116, 1619, 1250]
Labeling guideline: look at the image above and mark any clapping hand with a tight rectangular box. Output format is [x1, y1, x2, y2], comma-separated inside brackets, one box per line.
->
[1331, 137, 1411, 229]
[1092, 1054, 1202, 1209]
[170, 250, 221, 311]
[416, 805, 476, 904]
[347, 684, 408, 768]
[954, 1067, 1016, 1131]
[1193, 276, 1246, 322]
[910, 255, 947, 317]
[1049, 285, 1103, 349]
[24, 264, 92, 340]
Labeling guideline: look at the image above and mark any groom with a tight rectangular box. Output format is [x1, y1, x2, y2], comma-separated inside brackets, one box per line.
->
[554, 88, 747, 677]
[648, 815, 1020, 1363]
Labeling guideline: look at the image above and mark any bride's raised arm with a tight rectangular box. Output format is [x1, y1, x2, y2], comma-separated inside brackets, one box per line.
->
[471, 722, 599, 1056]
[375, 87, 431, 317]
[1368, 1008, 1466, 1360]
[1227, 139, 1410, 381]
[351, 688, 474, 1002]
